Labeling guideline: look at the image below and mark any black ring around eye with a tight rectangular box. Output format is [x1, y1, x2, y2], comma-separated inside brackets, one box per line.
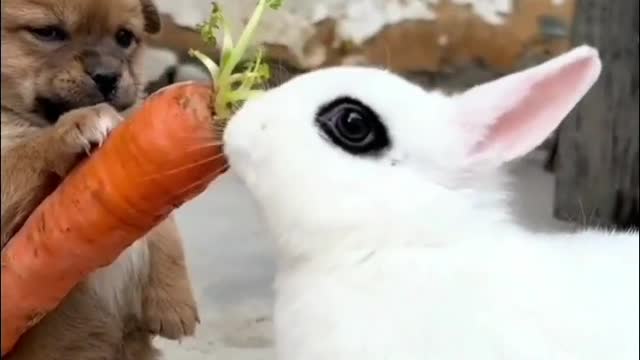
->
[315, 97, 390, 156]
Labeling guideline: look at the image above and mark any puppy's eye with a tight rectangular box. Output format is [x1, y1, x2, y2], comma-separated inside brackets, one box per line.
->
[115, 28, 136, 48]
[29, 26, 68, 42]
[315, 97, 390, 155]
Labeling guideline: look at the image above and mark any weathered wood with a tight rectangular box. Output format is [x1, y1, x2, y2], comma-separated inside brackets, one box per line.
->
[554, 0, 639, 230]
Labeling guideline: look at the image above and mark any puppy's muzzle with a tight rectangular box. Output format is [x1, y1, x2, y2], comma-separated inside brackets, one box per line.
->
[82, 50, 123, 100]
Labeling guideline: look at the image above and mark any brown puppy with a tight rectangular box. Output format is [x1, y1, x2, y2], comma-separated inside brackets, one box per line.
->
[1, 0, 199, 359]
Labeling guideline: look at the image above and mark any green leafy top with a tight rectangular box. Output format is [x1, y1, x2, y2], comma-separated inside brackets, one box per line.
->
[190, 0, 283, 124]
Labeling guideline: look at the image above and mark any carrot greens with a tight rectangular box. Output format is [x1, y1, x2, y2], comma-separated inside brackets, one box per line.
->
[190, 0, 282, 124]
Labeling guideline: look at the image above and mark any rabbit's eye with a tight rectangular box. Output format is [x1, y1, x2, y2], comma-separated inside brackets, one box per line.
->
[315, 97, 390, 155]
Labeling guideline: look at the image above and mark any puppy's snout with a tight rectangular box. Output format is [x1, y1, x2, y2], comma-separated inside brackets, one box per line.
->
[91, 71, 121, 98]
[82, 51, 123, 99]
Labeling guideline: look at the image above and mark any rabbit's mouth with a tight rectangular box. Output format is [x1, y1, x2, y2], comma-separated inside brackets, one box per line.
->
[222, 118, 258, 186]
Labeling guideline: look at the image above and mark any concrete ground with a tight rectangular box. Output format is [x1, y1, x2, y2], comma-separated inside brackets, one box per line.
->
[154, 149, 573, 359]
[156, 171, 277, 359]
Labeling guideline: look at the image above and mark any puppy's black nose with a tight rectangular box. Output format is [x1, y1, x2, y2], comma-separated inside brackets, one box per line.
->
[91, 72, 121, 99]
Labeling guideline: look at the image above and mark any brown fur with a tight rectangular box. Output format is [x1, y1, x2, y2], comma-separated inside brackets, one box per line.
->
[1, 0, 199, 359]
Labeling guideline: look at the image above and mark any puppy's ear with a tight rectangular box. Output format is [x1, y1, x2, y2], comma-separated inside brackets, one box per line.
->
[140, 0, 161, 34]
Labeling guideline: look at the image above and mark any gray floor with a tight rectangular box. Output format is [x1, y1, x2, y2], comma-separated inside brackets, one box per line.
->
[154, 149, 573, 359]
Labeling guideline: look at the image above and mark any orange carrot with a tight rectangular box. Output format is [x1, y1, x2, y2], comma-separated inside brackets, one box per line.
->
[1, 82, 223, 354]
[1, 0, 283, 354]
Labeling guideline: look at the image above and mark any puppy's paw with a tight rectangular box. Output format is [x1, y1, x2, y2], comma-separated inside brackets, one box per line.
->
[143, 287, 200, 340]
[57, 103, 123, 152]
[48, 104, 123, 175]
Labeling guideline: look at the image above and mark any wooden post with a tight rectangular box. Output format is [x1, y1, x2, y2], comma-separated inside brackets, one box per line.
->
[554, 0, 639, 230]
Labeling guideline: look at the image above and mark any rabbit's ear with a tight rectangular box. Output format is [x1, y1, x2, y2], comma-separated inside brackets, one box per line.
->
[455, 45, 601, 165]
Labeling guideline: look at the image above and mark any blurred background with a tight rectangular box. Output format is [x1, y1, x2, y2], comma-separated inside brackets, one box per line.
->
[136, 0, 638, 358]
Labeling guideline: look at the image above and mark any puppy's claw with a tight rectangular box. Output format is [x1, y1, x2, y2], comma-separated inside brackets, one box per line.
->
[48, 103, 123, 175]
[143, 289, 199, 340]
[145, 304, 199, 340]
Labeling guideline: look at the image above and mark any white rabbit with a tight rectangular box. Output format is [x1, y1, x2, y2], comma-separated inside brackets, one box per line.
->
[223, 45, 639, 360]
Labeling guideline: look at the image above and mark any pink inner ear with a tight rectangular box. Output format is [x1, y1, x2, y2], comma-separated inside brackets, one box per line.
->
[469, 46, 602, 162]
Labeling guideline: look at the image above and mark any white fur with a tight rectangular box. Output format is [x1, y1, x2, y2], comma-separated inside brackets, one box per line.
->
[87, 238, 150, 317]
[223, 45, 639, 360]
